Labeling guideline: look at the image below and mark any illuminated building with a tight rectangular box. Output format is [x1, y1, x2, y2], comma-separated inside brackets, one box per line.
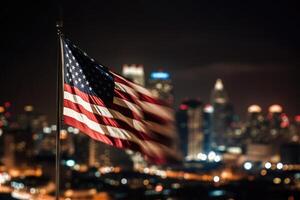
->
[289, 115, 300, 142]
[246, 104, 266, 142]
[176, 99, 204, 160]
[203, 104, 214, 153]
[148, 70, 173, 104]
[266, 104, 290, 142]
[210, 79, 234, 149]
[116, 63, 148, 167]
[268, 104, 284, 130]
[6, 105, 49, 165]
[122, 64, 145, 86]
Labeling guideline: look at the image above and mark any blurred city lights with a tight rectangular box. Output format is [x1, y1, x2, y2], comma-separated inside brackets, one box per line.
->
[143, 179, 150, 186]
[280, 113, 290, 128]
[60, 129, 68, 139]
[95, 171, 100, 177]
[260, 169, 267, 176]
[204, 104, 214, 113]
[227, 147, 242, 154]
[4, 102, 11, 108]
[243, 162, 252, 170]
[67, 126, 74, 132]
[265, 162, 272, 169]
[248, 105, 262, 113]
[273, 177, 281, 184]
[217, 145, 226, 151]
[208, 151, 216, 161]
[150, 72, 170, 80]
[43, 126, 51, 134]
[269, 104, 283, 113]
[179, 104, 188, 110]
[51, 125, 57, 131]
[213, 176, 220, 183]
[121, 178, 127, 185]
[197, 153, 207, 161]
[0, 106, 5, 113]
[155, 184, 163, 192]
[0, 172, 11, 184]
[24, 105, 34, 112]
[284, 178, 291, 184]
[214, 155, 221, 162]
[143, 167, 150, 174]
[295, 115, 300, 123]
[209, 190, 225, 197]
[66, 160, 75, 167]
[73, 128, 80, 134]
[277, 162, 283, 170]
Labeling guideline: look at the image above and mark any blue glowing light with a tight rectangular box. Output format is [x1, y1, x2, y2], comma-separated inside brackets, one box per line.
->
[209, 190, 226, 197]
[150, 72, 170, 80]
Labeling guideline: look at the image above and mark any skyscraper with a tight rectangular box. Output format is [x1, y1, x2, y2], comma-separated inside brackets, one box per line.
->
[122, 64, 145, 86]
[268, 104, 286, 140]
[210, 79, 234, 149]
[247, 105, 263, 129]
[176, 99, 204, 160]
[203, 104, 214, 153]
[268, 104, 283, 130]
[148, 70, 173, 104]
[245, 104, 267, 143]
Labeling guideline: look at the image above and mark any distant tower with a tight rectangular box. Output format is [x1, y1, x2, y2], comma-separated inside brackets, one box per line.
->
[148, 70, 173, 104]
[211, 79, 228, 104]
[210, 79, 233, 149]
[176, 99, 204, 160]
[122, 64, 145, 86]
[121, 64, 147, 168]
[203, 104, 214, 153]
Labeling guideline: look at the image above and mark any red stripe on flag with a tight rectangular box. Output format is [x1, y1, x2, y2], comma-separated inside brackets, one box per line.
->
[64, 99, 173, 145]
[64, 84, 142, 121]
[63, 116, 167, 164]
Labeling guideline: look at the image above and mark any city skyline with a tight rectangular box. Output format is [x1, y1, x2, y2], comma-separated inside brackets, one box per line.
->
[1, 1, 300, 199]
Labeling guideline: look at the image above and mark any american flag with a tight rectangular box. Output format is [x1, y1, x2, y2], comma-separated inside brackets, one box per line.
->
[62, 38, 180, 164]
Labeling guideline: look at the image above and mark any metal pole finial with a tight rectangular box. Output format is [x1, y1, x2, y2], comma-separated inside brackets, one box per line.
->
[56, 21, 63, 36]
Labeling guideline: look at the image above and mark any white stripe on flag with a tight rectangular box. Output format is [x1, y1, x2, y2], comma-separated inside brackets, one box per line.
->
[64, 91, 147, 132]
[63, 107, 172, 157]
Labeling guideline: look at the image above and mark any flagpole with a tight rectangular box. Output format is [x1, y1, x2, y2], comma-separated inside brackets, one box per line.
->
[56, 20, 64, 200]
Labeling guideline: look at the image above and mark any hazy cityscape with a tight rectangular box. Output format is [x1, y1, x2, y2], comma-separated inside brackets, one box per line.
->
[1, 1, 300, 200]
[0, 64, 299, 199]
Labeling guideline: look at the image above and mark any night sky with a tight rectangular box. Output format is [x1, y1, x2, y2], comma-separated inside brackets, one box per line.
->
[1, 1, 299, 122]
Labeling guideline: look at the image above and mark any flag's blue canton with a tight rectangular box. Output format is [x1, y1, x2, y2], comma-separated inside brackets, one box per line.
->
[63, 39, 115, 103]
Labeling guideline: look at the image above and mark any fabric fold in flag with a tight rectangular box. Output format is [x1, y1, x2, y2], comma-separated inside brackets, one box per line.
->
[62, 38, 181, 164]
